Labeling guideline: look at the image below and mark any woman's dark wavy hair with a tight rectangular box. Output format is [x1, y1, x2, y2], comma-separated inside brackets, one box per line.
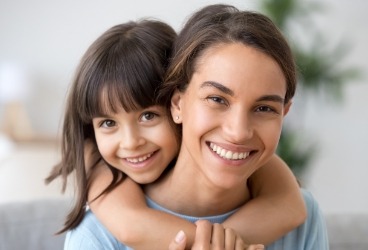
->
[159, 4, 297, 118]
[45, 19, 176, 233]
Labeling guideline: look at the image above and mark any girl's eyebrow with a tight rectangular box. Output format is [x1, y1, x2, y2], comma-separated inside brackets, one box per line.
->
[200, 81, 234, 96]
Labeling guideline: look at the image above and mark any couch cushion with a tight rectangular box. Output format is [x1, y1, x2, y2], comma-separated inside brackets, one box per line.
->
[326, 213, 368, 250]
[0, 199, 70, 250]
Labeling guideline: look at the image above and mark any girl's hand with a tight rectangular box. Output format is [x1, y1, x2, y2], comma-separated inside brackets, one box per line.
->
[169, 220, 264, 250]
[168, 230, 187, 250]
[244, 244, 265, 250]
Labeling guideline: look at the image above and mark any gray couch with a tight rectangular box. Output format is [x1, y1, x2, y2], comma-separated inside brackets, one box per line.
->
[0, 199, 68, 250]
[1, 199, 367, 250]
[326, 213, 368, 250]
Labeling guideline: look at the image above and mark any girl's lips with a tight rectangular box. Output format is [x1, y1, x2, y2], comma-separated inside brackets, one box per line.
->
[122, 150, 158, 168]
[125, 152, 154, 163]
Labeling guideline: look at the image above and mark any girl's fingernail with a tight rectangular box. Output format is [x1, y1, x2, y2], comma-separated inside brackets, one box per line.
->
[175, 230, 185, 243]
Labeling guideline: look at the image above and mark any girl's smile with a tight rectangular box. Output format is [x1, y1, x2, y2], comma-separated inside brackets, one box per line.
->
[93, 105, 178, 184]
[124, 151, 156, 164]
[121, 150, 159, 171]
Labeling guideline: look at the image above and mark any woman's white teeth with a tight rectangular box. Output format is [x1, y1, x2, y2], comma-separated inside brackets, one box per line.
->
[210, 143, 249, 160]
[126, 153, 152, 163]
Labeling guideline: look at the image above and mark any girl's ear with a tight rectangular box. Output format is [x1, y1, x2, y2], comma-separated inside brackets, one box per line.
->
[171, 90, 183, 124]
[283, 101, 292, 117]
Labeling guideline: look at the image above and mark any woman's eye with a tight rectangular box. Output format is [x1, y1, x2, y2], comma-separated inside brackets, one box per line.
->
[100, 120, 116, 128]
[256, 106, 277, 113]
[207, 96, 227, 105]
[141, 112, 157, 122]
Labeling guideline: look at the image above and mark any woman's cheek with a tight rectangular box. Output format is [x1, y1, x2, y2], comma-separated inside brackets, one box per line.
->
[262, 123, 283, 152]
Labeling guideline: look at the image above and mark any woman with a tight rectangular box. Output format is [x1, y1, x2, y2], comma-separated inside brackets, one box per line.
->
[154, 4, 329, 249]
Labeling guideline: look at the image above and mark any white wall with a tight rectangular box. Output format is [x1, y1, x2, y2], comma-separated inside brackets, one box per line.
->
[296, 0, 368, 214]
[0, 0, 367, 214]
[0, 0, 258, 134]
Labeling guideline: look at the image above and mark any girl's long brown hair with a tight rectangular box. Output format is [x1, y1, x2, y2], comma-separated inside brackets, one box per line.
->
[45, 19, 176, 233]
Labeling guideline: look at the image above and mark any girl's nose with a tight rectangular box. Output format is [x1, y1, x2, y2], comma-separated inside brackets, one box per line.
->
[119, 126, 146, 150]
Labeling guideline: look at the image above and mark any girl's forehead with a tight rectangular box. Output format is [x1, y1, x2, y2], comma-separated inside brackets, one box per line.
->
[96, 83, 149, 114]
[95, 86, 134, 115]
[96, 86, 168, 116]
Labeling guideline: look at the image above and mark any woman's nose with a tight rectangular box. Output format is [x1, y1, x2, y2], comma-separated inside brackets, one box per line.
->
[223, 111, 253, 143]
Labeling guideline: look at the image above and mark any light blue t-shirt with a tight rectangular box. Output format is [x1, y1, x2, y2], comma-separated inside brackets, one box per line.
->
[64, 189, 329, 249]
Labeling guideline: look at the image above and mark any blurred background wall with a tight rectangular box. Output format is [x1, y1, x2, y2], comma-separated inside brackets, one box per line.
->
[0, 0, 367, 214]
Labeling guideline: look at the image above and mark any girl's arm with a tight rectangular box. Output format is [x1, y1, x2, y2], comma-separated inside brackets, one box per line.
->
[222, 154, 307, 245]
[88, 154, 306, 248]
[88, 163, 196, 249]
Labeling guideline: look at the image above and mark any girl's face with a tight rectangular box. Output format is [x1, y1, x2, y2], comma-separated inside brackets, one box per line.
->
[92, 105, 179, 184]
[172, 42, 291, 189]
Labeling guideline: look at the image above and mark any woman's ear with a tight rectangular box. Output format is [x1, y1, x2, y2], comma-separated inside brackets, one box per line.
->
[283, 101, 292, 117]
[171, 90, 183, 124]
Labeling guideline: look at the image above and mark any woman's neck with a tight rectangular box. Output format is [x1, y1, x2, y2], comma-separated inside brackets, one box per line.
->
[144, 152, 251, 217]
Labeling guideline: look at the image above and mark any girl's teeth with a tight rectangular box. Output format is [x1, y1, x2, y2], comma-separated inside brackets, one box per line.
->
[127, 153, 152, 163]
[220, 149, 226, 157]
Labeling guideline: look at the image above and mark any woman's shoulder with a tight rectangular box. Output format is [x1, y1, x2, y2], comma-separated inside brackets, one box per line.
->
[300, 188, 327, 226]
[267, 189, 329, 249]
[301, 188, 319, 211]
[298, 188, 330, 248]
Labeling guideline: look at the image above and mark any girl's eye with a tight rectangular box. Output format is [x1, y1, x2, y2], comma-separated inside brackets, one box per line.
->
[140, 112, 157, 122]
[100, 119, 116, 128]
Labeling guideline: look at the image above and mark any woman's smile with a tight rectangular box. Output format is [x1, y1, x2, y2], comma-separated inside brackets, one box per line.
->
[209, 142, 251, 161]
[172, 42, 288, 189]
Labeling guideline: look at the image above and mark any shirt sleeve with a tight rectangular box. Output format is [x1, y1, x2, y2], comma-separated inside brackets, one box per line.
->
[266, 189, 330, 250]
[302, 189, 330, 250]
[64, 229, 102, 250]
[63, 210, 128, 250]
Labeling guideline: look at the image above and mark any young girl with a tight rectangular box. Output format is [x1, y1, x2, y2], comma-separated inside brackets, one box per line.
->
[46, 18, 306, 249]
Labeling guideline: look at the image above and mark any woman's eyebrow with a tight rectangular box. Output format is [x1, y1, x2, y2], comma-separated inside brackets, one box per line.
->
[256, 95, 285, 104]
[200, 81, 234, 96]
[200, 81, 284, 103]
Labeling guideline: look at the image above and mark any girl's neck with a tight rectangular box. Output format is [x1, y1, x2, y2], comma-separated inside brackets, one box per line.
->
[144, 152, 251, 217]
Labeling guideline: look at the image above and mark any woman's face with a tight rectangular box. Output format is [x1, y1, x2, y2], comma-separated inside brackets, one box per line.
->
[93, 104, 179, 184]
[172, 42, 291, 189]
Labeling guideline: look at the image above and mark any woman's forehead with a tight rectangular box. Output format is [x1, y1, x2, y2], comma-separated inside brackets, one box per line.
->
[189, 43, 286, 97]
